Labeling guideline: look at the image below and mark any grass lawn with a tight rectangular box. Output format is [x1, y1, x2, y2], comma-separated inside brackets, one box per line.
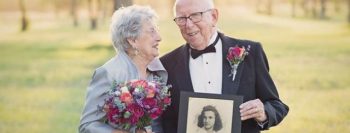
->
[0, 6, 349, 133]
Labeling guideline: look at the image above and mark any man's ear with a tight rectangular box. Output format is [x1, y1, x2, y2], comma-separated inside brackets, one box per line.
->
[211, 8, 219, 26]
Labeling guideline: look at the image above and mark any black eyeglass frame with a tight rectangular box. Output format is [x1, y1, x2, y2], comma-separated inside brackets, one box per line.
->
[173, 9, 213, 26]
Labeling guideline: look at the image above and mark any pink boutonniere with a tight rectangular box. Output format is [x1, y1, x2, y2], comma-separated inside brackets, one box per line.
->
[227, 45, 250, 81]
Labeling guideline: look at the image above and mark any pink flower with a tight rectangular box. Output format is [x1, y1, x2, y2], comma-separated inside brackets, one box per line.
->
[142, 98, 157, 109]
[150, 107, 162, 119]
[145, 87, 156, 98]
[163, 97, 171, 105]
[130, 80, 148, 88]
[120, 92, 133, 104]
[227, 46, 246, 62]
[231, 47, 241, 57]
[126, 103, 144, 124]
[106, 106, 120, 123]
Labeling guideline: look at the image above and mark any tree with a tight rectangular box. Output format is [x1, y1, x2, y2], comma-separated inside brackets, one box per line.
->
[348, 0, 350, 23]
[311, 0, 317, 18]
[291, 0, 296, 17]
[255, 0, 273, 15]
[319, 0, 327, 19]
[333, 0, 341, 12]
[99, 0, 110, 24]
[266, 0, 273, 15]
[52, 0, 63, 19]
[113, 0, 133, 11]
[88, 0, 98, 30]
[70, 0, 79, 27]
[255, 0, 263, 13]
[19, 0, 29, 31]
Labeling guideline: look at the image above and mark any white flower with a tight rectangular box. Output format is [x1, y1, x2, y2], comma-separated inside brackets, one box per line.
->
[120, 86, 129, 93]
[148, 82, 156, 88]
[114, 91, 121, 96]
[134, 88, 140, 93]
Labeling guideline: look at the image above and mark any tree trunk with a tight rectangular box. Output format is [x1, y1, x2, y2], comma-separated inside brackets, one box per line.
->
[301, 0, 309, 17]
[113, 0, 133, 11]
[311, 0, 317, 18]
[291, 0, 296, 17]
[348, 0, 350, 23]
[256, 0, 262, 13]
[170, 0, 176, 15]
[88, 0, 98, 30]
[19, 0, 29, 31]
[53, 0, 60, 19]
[266, 0, 273, 15]
[100, 0, 108, 24]
[319, 0, 327, 19]
[334, 0, 340, 12]
[70, 0, 78, 27]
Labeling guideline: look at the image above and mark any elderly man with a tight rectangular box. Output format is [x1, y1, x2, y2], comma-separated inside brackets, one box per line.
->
[160, 0, 289, 133]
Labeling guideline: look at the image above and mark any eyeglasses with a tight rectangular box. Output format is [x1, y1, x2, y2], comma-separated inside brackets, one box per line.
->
[173, 9, 212, 26]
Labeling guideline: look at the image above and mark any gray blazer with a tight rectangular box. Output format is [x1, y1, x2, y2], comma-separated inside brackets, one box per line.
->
[79, 52, 167, 133]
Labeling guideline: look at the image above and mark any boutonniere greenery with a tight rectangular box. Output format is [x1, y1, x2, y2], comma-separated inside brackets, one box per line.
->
[226, 45, 250, 81]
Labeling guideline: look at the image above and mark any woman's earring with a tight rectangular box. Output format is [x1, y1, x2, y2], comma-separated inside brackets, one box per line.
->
[133, 46, 139, 56]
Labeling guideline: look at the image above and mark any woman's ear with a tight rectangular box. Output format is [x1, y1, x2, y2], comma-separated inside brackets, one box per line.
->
[127, 38, 136, 47]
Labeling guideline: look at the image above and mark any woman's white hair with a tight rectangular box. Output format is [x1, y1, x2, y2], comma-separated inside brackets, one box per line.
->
[110, 5, 158, 52]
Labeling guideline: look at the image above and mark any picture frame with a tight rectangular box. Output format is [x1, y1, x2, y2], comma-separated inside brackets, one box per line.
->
[177, 91, 243, 133]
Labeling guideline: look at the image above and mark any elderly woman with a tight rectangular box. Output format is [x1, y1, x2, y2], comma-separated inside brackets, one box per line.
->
[79, 5, 166, 133]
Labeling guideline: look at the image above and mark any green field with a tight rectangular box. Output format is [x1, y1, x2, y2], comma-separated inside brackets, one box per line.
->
[0, 7, 350, 133]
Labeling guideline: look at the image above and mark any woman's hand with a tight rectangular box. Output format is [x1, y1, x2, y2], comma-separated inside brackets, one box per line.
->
[135, 129, 146, 133]
[112, 129, 152, 133]
[136, 129, 154, 133]
[112, 130, 128, 133]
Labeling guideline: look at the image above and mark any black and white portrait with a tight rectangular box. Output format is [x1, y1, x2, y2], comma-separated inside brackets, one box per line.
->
[197, 105, 222, 132]
[186, 97, 233, 133]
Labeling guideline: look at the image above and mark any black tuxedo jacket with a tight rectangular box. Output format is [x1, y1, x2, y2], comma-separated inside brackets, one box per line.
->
[160, 32, 288, 133]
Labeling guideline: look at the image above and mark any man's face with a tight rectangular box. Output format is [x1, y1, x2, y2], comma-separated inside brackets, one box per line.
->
[203, 111, 215, 130]
[174, 0, 218, 50]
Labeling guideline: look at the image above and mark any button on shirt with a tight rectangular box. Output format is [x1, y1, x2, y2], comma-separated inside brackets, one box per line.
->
[189, 32, 223, 94]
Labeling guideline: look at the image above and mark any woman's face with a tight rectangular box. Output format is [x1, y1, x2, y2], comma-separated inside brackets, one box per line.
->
[133, 19, 161, 60]
[203, 111, 215, 130]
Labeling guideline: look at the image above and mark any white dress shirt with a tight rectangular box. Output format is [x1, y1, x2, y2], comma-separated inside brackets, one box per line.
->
[189, 32, 223, 94]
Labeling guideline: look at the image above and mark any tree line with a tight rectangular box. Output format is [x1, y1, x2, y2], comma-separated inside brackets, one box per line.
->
[19, 0, 133, 31]
[255, 0, 350, 20]
[18, 0, 350, 32]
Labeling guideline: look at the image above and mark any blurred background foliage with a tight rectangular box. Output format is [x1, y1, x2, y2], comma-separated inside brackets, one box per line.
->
[0, 0, 349, 133]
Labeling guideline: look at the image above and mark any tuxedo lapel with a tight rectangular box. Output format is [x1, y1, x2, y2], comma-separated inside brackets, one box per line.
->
[174, 45, 194, 92]
[220, 33, 245, 95]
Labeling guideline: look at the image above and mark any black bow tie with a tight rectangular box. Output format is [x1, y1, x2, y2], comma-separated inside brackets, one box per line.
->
[190, 34, 220, 59]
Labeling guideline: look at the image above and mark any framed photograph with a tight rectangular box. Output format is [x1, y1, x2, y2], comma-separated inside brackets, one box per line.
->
[177, 91, 243, 133]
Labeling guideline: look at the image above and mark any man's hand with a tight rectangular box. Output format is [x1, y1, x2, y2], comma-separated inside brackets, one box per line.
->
[239, 99, 267, 122]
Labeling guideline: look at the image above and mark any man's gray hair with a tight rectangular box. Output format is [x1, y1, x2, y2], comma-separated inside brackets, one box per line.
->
[110, 5, 158, 52]
[173, 0, 215, 16]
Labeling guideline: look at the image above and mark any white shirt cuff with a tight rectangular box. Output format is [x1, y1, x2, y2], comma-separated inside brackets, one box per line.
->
[256, 119, 268, 129]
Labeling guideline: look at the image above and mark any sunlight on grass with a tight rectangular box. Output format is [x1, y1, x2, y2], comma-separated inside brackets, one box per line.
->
[0, 87, 84, 133]
[269, 89, 350, 133]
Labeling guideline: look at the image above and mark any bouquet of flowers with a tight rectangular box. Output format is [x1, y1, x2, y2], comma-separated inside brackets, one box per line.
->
[101, 79, 171, 131]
